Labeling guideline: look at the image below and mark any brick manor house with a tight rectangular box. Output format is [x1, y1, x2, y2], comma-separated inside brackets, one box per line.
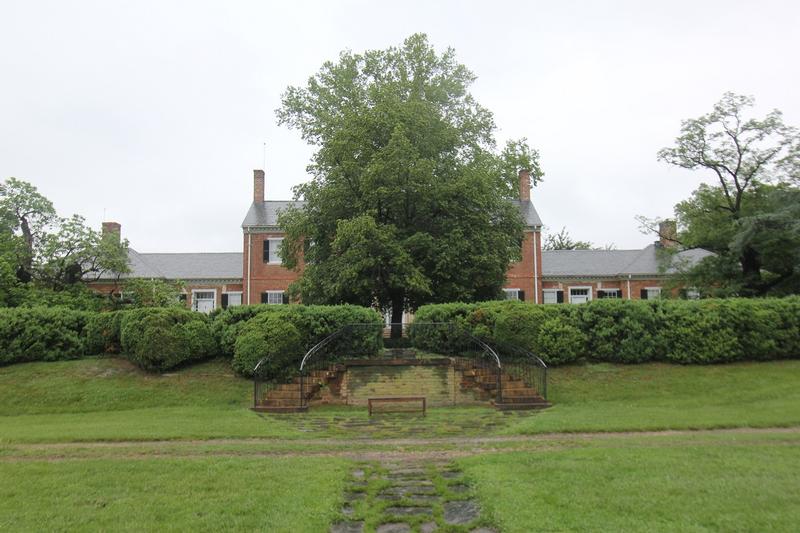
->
[91, 170, 711, 313]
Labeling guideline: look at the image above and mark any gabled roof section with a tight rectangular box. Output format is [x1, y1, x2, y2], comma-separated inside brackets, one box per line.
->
[242, 199, 542, 228]
[96, 249, 243, 281]
[242, 200, 305, 228]
[541, 244, 714, 278]
[510, 199, 543, 228]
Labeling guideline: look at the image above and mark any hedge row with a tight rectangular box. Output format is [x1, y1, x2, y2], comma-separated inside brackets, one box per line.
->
[0, 303, 383, 376]
[217, 304, 384, 378]
[411, 297, 800, 365]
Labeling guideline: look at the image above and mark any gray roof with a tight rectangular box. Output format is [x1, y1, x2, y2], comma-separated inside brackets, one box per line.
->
[542, 244, 714, 278]
[242, 201, 304, 227]
[97, 249, 243, 280]
[242, 199, 543, 228]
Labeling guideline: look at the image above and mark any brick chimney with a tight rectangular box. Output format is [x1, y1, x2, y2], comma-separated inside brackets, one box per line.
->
[519, 169, 531, 201]
[253, 169, 265, 203]
[101, 221, 121, 243]
[658, 220, 678, 248]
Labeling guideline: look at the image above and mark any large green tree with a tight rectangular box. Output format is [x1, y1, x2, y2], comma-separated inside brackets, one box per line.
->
[654, 93, 800, 296]
[276, 34, 541, 331]
[0, 177, 130, 296]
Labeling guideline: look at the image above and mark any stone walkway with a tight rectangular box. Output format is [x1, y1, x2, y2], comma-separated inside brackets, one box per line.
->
[330, 460, 498, 533]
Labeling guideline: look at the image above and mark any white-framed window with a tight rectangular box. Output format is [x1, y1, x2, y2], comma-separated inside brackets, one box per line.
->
[222, 291, 242, 309]
[502, 288, 522, 301]
[543, 289, 563, 304]
[262, 290, 285, 305]
[263, 238, 283, 264]
[569, 286, 592, 304]
[686, 288, 700, 300]
[191, 290, 216, 313]
[597, 289, 621, 299]
[643, 287, 662, 300]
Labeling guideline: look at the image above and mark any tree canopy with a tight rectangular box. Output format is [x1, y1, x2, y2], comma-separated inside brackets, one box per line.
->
[653, 93, 800, 296]
[276, 34, 541, 327]
[0, 177, 130, 305]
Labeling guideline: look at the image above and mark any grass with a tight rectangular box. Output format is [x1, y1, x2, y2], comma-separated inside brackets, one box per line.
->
[460, 434, 800, 532]
[0, 456, 348, 532]
[1, 356, 799, 531]
[503, 360, 800, 435]
[2, 357, 800, 443]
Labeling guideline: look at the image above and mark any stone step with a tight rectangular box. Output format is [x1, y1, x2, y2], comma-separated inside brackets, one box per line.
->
[497, 395, 545, 403]
[494, 400, 551, 410]
[264, 389, 302, 400]
[501, 388, 540, 397]
[261, 398, 305, 407]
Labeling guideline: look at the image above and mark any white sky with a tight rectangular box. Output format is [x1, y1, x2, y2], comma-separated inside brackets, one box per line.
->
[2, 0, 799, 252]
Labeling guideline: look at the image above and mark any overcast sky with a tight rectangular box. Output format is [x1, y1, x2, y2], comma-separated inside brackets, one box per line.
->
[2, 0, 799, 252]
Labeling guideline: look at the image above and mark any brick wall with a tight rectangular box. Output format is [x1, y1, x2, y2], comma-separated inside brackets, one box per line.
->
[542, 278, 673, 301]
[504, 229, 541, 303]
[338, 362, 480, 406]
[242, 231, 303, 304]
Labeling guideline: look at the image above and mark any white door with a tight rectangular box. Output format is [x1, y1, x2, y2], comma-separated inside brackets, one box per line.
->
[193, 291, 216, 313]
[569, 287, 591, 304]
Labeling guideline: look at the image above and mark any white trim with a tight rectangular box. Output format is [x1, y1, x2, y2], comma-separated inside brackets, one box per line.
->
[597, 288, 622, 299]
[247, 233, 252, 304]
[568, 286, 593, 304]
[542, 288, 560, 304]
[533, 230, 539, 304]
[265, 290, 285, 305]
[627, 274, 632, 300]
[502, 288, 521, 301]
[222, 291, 243, 308]
[643, 287, 662, 300]
[191, 289, 217, 313]
[266, 238, 283, 264]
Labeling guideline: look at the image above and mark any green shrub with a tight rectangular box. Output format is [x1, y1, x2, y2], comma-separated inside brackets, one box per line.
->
[0, 307, 90, 364]
[659, 300, 741, 363]
[578, 299, 664, 363]
[84, 311, 125, 354]
[412, 297, 800, 365]
[232, 314, 304, 378]
[536, 318, 586, 365]
[213, 304, 383, 368]
[120, 308, 217, 371]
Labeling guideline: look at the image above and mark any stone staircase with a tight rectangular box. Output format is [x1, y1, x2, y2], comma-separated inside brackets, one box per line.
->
[253, 368, 339, 413]
[457, 362, 550, 410]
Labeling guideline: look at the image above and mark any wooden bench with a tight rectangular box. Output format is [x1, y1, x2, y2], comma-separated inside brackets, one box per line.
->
[368, 396, 426, 416]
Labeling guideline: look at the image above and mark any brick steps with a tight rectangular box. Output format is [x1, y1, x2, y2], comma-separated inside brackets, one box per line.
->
[457, 359, 549, 411]
[254, 365, 342, 412]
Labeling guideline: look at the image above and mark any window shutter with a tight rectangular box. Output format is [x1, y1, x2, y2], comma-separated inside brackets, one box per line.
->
[261, 292, 268, 304]
[640, 288, 648, 300]
[597, 290, 606, 299]
[282, 292, 289, 304]
[556, 290, 564, 304]
[263, 240, 269, 263]
[221, 294, 229, 309]
[518, 290, 525, 301]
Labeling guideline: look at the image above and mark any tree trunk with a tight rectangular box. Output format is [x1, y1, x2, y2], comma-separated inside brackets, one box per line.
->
[740, 245, 763, 296]
[390, 295, 404, 339]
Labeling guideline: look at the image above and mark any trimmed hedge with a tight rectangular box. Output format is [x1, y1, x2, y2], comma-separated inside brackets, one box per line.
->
[0, 307, 90, 364]
[226, 304, 384, 377]
[85, 311, 126, 355]
[120, 308, 217, 371]
[412, 297, 800, 365]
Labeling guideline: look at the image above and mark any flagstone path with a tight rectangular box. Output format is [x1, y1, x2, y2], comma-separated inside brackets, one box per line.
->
[330, 460, 497, 533]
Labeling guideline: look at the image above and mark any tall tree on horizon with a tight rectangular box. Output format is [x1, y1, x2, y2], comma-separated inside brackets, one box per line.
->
[276, 34, 542, 334]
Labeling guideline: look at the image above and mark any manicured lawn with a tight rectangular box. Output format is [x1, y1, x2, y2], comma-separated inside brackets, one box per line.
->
[0, 456, 348, 532]
[1, 357, 800, 443]
[504, 360, 800, 435]
[460, 436, 800, 532]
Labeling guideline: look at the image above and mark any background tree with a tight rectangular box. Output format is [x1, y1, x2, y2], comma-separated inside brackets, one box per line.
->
[653, 92, 800, 296]
[543, 227, 594, 250]
[122, 278, 186, 308]
[277, 34, 542, 333]
[0, 177, 130, 301]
